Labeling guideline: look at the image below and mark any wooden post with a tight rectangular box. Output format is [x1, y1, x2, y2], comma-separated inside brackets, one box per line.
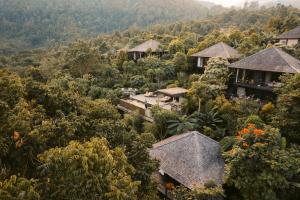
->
[236, 69, 239, 83]
[242, 69, 246, 82]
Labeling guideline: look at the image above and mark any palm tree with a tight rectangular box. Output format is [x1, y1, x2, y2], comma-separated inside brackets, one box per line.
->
[167, 115, 198, 135]
[192, 106, 223, 130]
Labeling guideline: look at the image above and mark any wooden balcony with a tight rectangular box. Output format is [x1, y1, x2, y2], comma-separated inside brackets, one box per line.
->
[235, 82, 274, 92]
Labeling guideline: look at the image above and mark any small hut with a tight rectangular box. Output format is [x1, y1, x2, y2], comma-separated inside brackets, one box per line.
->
[191, 42, 241, 68]
[277, 26, 300, 47]
[128, 39, 164, 60]
[149, 131, 224, 197]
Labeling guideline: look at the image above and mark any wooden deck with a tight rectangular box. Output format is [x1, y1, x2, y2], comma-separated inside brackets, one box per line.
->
[235, 83, 273, 92]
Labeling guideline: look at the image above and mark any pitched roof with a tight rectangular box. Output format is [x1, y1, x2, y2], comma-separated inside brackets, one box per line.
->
[191, 42, 241, 59]
[157, 87, 188, 97]
[229, 47, 300, 73]
[128, 39, 161, 52]
[149, 131, 224, 189]
[277, 26, 300, 39]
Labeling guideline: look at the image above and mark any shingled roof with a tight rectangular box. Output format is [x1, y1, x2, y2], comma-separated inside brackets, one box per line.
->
[229, 47, 300, 73]
[149, 131, 224, 189]
[191, 42, 241, 59]
[128, 39, 161, 52]
[277, 26, 300, 39]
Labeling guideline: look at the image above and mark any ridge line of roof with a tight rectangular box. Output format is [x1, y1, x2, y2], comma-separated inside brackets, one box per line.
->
[193, 131, 220, 145]
[274, 47, 300, 73]
[221, 42, 230, 58]
[153, 131, 220, 150]
[277, 26, 300, 39]
[152, 132, 193, 149]
[192, 133, 202, 173]
[229, 47, 271, 67]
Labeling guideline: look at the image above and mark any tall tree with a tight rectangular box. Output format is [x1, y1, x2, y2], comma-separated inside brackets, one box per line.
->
[223, 124, 300, 200]
[38, 138, 140, 200]
[189, 57, 229, 112]
[273, 74, 300, 144]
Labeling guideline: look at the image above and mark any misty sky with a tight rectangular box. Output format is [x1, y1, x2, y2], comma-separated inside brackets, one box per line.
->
[200, 0, 271, 7]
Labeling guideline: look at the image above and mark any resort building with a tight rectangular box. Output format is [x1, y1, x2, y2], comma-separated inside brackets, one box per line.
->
[277, 26, 300, 47]
[127, 39, 165, 60]
[190, 42, 241, 68]
[149, 131, 225, 197]
[229, 47, 300, 99]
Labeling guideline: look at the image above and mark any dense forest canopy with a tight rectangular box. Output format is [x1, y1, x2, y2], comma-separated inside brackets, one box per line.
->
[0, 2, 300, 200]
[0, 0, 219, 52]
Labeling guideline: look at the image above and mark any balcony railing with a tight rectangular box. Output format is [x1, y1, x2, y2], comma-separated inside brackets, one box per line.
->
[235, 81, 282, 92]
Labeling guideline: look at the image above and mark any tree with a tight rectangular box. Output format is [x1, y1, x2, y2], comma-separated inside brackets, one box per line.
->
[172, 52, 188, 72]
[124, 132, 160, 200]
[223, 124, 300, 200]
[0, 176, 40, 200]
[171, 185, 224, 200]
[167, 114, 198, 135]
[149, 106, 178, 139]
[168, 39, 185, 54]
[38, 138, 140, 200]
[189, 58, 229, 112]
[273, 74, 300, 144]
[0, 70, 24, 108]
[65, 41, 101, 77]
[192, 106, 224, 139]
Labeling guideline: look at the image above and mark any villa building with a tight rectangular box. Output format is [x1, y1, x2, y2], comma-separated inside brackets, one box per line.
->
[277, 26, 300, 47]
[190, 42, 241, 69]
[127, 39, 165, 60]
[149, 131, 224, 198]
[229, 47, 300, 99]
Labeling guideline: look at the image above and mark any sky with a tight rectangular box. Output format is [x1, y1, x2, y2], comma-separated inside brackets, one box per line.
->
[199, 0, 272, 7]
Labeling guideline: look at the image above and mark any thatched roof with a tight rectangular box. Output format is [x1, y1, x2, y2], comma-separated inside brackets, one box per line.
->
[128, 39, 161, 52]
[277, 26, 300, 39]
[191, 42, 241, 59]
[229, 47, 300, 73]
[149, 131, 224, 189]
[157, 87, 188, 97]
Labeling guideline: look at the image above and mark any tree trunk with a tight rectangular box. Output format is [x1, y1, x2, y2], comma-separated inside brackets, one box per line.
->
[198, 98, 201, 112]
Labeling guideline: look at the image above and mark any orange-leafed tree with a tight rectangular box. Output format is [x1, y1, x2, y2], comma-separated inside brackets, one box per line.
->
[223, 124, 300, 200]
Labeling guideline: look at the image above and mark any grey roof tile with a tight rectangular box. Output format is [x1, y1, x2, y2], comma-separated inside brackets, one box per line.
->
[229, 47, 300, 73]
[191, 42, 241, 59]
[149, 131, 225, 189]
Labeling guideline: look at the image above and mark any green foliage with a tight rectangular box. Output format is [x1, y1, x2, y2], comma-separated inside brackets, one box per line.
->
[243, 115, 265, 129]
[223, 125, 300, 200]
[0, 176, 40, 200]
[171, 185, 225, 200]
[189, 58, 229, 111]
[273, 74, 300, 144]
[0, 70, 24, 108]
[167, 115, 198, 135]
[172, 52, 188, 72]
[123, 113, 145, 133]
[38, 138, 140, 200]
[149, 106, 178, 139]
[124, 132, 159, 200]
[65, 41, 101, 77]
[0, 0, 212, 52]
[168, 39, 185, 54]
[1, 3, 300, 200]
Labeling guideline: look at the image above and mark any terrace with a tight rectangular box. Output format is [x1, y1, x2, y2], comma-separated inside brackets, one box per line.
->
[117, 87, 187, 122]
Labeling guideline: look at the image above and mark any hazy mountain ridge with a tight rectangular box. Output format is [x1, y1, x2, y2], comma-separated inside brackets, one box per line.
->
[0, 0, 218, 52]
[262, 0, 300, 8]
